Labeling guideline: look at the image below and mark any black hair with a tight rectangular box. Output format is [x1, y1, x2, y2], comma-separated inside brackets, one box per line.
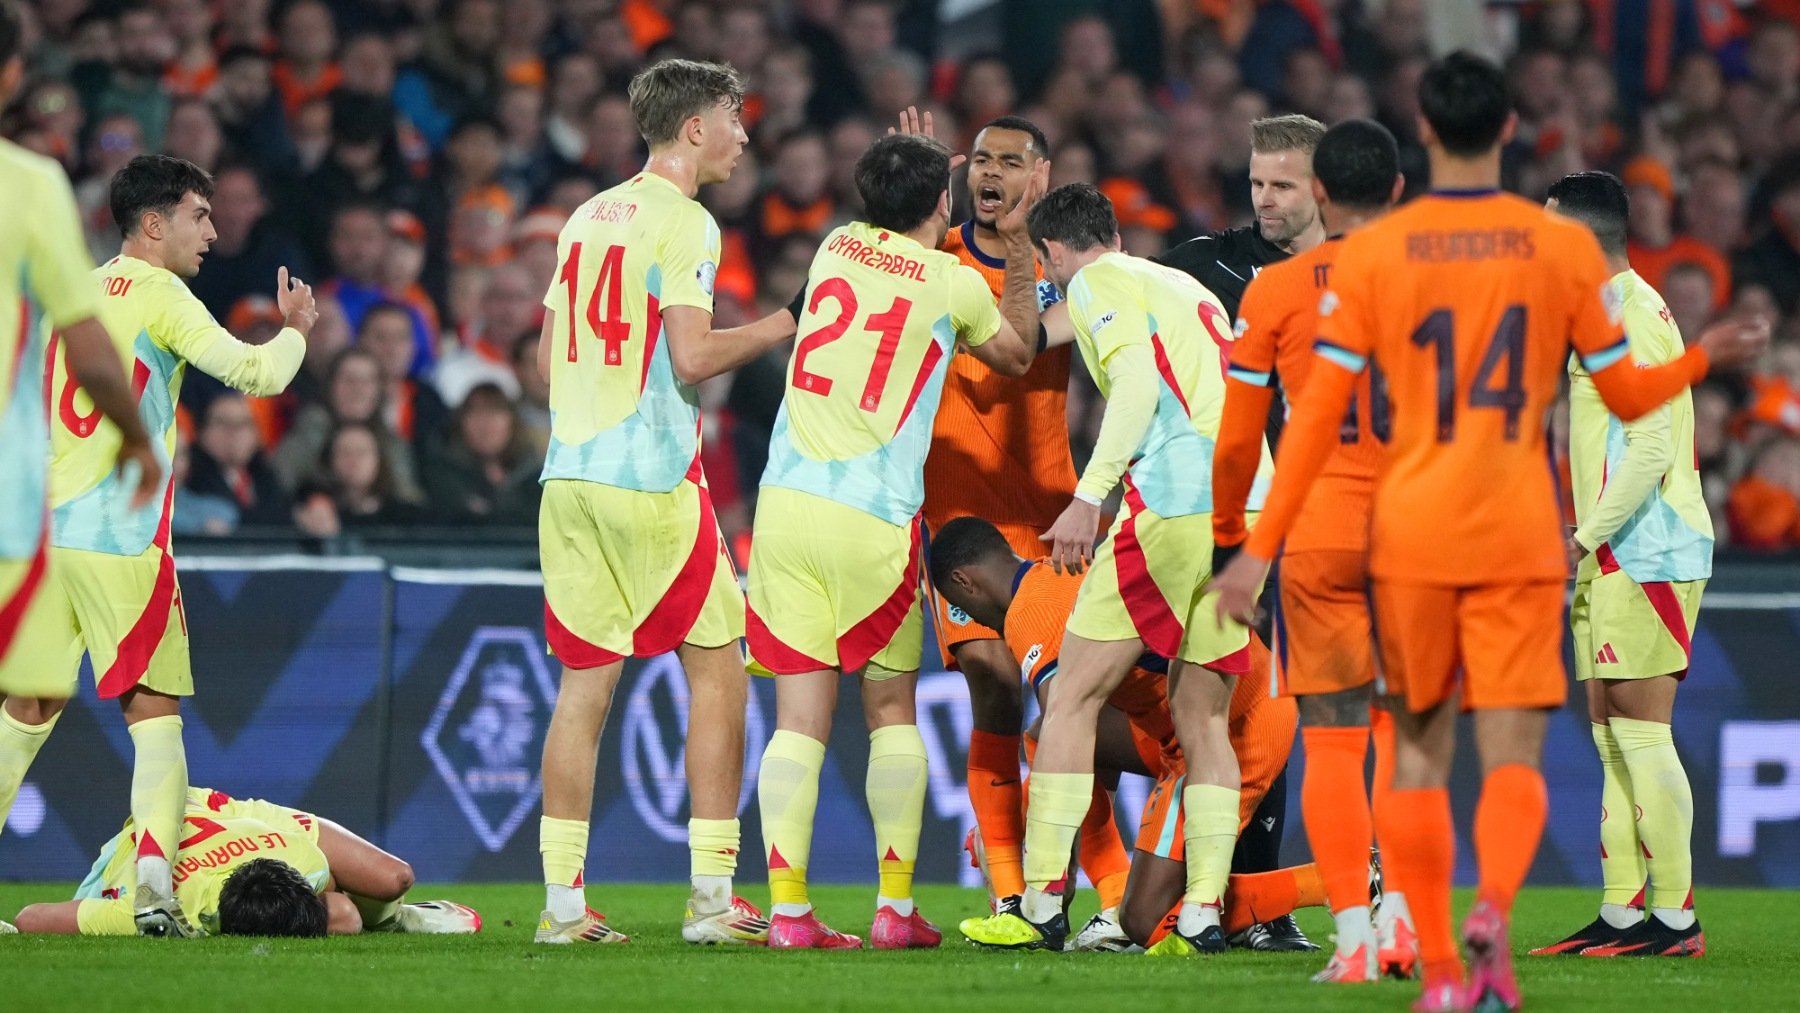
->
[853, 133, 951, 234]
[1313, 119, 1400, 210]
[358, 300, 415, 333]
[977, 115, 1050, 159]
[1546, 170, 1629, 256]
[1419, 50, 1513, 157]
[926, 516, 1014, 593]
[109, 155, 215, 239]
[0, 0, 21, 66]
[216, 858, 329, 937]
[1025, 182, 1117, 254]
[217, 44, 271, 71]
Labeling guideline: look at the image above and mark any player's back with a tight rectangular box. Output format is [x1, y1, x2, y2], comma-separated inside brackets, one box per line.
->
[1330, 191, 1613, 583]
[541, 172, 719, 494]
[1068, 252, 1270, 518]
[761, 221, 997, 525]
[923, 222, 1076, 529]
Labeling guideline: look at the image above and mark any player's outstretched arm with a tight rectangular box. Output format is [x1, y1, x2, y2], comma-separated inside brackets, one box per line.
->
[179, 267, 312, 396]
[1587, 316, 1768, 421]
[662, 303, 800, 385]
[13, 900, 90, 934]
[1210, 357, 1359, 625]
[59, 317, 162, 509]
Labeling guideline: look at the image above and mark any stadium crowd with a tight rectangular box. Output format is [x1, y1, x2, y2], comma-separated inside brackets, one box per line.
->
[6, 0, 1800, 549]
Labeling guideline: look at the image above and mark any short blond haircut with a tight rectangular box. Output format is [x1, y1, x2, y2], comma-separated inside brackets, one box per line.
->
[1250, 113, 1327, 157]
[627, 59, 745, 147]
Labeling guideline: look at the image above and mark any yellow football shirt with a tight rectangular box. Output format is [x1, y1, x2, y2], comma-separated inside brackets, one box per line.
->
[540, 172, 721, 493]
[48, 255, 304, 556]
[759, 221, 1001, 525]
[0, 140, 103, 561]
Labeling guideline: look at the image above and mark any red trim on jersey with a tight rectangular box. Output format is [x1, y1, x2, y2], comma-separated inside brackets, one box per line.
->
[1201, 641, 1252, 676]
[0, 530, 49, 666]
[640, 293, 662, 394]
[746, 605, 832, 675]
[1115, 479, 1183, 659]
[630, 477, 726, 657]
[1640, 580, 1693, 674]
[96, 482, 180, 700]
[1148, 332, 1192, 417]
[837, 517, 924, 674]
[1595, 542, 1622, 575]
[543, 601, 626, 670]
[893, 339, 945, 436]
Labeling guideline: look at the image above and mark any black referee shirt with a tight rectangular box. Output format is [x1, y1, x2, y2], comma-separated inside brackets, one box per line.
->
[1151, 224, 1292, 323]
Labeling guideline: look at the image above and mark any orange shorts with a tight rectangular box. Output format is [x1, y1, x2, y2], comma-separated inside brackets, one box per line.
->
[923, 519, 1044, 669]
[1272, 549, 1376, 697]
[1372, 578, 1567, 713]
[1133, 679, 1297, 860]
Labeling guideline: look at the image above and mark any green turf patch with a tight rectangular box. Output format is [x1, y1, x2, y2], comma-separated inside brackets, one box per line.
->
[0, 884, 1789, 1011]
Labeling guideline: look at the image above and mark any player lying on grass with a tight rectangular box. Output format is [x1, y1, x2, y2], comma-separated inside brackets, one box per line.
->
[7, 786, 479, 937]
[930, 517, 1327, 955]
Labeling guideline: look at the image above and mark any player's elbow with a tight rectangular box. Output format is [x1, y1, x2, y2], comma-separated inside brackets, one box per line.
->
[669, 342, 712, 386]
[991, 340, 1034, 378]
[379, 860, 415, 902]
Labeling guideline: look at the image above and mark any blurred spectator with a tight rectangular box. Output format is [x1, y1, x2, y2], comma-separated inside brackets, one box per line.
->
[1682, 158, 1747, 257]
[755, 46, 816, 150]
[827, 117, 877, 213]
[161, 0, 217, 99]
[359, 302, 451, 449]
[276, 347, 424, 501]
[401, 0, 504, 148]
[72, 6, 173, 151]
[1624, 155, 1732, 311]
[189, 166, 314, 324]
[184, 393, 290, 530]
[320, 203, 436, 374]
[212, 46, 294, 171]
[543, 54, 603, 167]
[1728, 438, 1800, 551]
[1736, 161, 1800, 313]
[293, 420, 430, 536]
[171, 428, 238, 537]
[437, 261, 535, 405]
[273, 0, 341, 120]
[1663, 261, 1717, 348]
[584, 92, 642, 186]
[510, 208, 565, 299]
[163, 100, 223, 175]
[511, 331, 551, 457]
[379, 210, 443, 339]
[422, 383, 544, 525]
[75, 112, 143, 263]
[497, 85, 554, 205]
[755, 129, 834, 257]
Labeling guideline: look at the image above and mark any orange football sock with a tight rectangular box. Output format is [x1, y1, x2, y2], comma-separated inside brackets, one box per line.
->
[967, 730, 1026, 897]
[1378, 786, 1461, 984]
[1301, 725, 1374, 914]
[1222, 863, 1326, 933]
[1078, 784, 1131, 911]
[1474, 763, 1547, 914]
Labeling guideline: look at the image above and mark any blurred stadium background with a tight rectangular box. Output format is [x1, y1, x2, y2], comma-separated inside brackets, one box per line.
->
[1, 0, 1797, 890]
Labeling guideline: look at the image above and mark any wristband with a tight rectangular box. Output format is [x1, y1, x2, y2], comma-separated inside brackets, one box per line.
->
[787, 286, 808, 323]
[1036, 322, 1049, 354]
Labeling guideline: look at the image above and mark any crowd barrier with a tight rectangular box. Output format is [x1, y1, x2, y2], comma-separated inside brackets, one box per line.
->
[2, 558, 1796, 888]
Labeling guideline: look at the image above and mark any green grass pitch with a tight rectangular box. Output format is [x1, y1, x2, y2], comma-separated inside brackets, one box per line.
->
[1, 884, 1791, 1011]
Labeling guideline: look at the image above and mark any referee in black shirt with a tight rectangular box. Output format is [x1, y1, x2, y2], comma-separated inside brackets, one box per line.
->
[1154, 113, 1328, 953]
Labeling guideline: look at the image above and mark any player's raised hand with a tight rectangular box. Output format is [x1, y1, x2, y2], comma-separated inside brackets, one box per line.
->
[276, 266, 317, 335]
[889, 105, 966, 172]
[1696, 314, 1771, 370]
[1041, 497, 1099, 575]
[1208, 551, 1268, 627]
[997, 159, 1052, 242]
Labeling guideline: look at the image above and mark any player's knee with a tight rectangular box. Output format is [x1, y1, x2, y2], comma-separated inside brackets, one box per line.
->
[5, 697, 66, 725]
[1042, 673, 1109, 714]
[1297, 687, 1371, 728]
[1119, 901, 1160, 949]
[325, 892, 363, 935]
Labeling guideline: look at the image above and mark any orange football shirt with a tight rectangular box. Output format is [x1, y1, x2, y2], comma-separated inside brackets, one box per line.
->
[922, 221, 1077, 531]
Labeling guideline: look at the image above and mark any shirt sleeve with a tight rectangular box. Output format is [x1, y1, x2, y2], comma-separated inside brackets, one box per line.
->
[24, 161, 103, 329]
[1215, 276, 1284, 546]
[156, 281, 305, 396]
[657, 204, 721, 314]
[76, 897, 136, 936]
[1070, 262, 1155, 372]
[950, 265, 1002, 348]
[1571, 291, 1682, 551]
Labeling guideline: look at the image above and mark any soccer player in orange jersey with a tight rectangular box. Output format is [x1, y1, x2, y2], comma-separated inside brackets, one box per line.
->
[1210, 53, 1767, 1012]
[1212, 119, 1414, 983]
[929, 516, 1326, 952]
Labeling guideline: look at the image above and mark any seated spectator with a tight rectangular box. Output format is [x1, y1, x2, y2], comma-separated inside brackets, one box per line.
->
[511, 332, 550, 457]
[421, 383, 543, 525]
[320, 202, 436, 375]
[184, 393, 291, 529]
[436, 261, 535, 405]
[1624, 155, 1731, 310]
[171, 429, 238, 536]
[359, 302, 451, 448]
[292, 421, 430, 536]
[510, 208, 564, 299]
[1728, 437, 1800, 551]
[275, 347, 423, 500]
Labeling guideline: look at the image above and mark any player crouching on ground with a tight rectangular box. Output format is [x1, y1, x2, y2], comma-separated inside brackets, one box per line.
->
[930, 516, 1323, 954]
[11, 786, 480, 937]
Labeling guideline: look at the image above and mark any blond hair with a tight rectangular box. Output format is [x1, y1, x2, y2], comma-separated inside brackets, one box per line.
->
[627, 59, 745, 147]
[1250, 113, 1327, 157]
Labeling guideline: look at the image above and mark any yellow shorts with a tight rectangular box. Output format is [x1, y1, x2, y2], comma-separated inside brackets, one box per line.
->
[9, 543, 192, 700]
[1572, 567, 1705, 682]
[539, 477, 744, 669]
[0, 545, 60, 697]
[746, 486, 923, 679]
[1066, 491, 1252, 672]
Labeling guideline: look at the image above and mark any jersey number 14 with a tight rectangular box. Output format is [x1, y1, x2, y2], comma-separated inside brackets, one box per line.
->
[558, 242, 643, 367]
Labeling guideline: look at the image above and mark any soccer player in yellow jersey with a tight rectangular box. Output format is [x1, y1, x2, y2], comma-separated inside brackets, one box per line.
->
[0, 0, 162, 936]
[963, 183, 1273, 954]
[3, 153, 314, 938]
[1533, 172, 1711, 959]
[530, 60, 801, 947]
[11, 786, 480, 937]
[748, 133, 1042, 949]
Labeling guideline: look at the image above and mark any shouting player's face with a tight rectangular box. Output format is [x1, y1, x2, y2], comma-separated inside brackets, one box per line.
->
[696, 97, 750, 186]
[1248, 148, 1319, 248]
[161, 190, 217, 278]
[968, 126, 1041, 230]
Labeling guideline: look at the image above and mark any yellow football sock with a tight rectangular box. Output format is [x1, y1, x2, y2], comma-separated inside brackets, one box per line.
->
[689, 817, 741, 879]
[867, 724, 927, 905]
[1592, 722, 1645, 908]
[1181, 783, 1241, 907]
[351, 894, 404, 931]
[0, 708, 58, 835]
[127, 715, 186, 898]
[1611, 716, 1693, 913]
[539, 816, 589, 887]
[1022, 772, 1092, 893]
[758, 729, 825, 908]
